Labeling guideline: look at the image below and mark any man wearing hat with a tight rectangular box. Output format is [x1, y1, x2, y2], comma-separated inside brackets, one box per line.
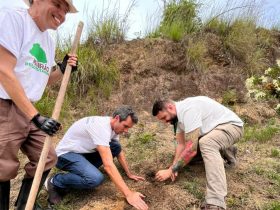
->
[0, 0, 78, 209]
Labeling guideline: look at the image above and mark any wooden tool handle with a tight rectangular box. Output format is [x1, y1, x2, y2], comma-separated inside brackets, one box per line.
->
[25, 21, 84, 210]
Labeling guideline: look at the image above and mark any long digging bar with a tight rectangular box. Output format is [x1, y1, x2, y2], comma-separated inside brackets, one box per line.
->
[25, 21, 84, 210]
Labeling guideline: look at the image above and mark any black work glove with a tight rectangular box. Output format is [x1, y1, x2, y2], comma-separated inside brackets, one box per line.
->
[57, 54, 78, 74]
[31, 114, 61, 136]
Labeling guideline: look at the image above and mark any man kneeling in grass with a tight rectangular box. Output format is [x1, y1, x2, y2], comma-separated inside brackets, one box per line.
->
[45, 105, 148, 210]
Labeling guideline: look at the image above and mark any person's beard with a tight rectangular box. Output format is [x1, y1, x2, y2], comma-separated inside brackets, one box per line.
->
[170, 116, 178, 125]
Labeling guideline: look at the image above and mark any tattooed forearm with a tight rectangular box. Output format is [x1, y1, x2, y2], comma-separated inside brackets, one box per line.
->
[171, 129, 200, 172]
[172, 160, 184, 172]
[172, 141, 197, 172]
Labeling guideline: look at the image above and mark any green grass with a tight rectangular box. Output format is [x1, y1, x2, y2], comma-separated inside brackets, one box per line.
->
[35, 89, 56, 116]
[257, 28, 276, 49]
[204, 18, 229, 36]
[227, 192, 250, 208]
[271, 148, 280, 158]
[222, 90, 237, 106]
[262, 201, 280, 210]
[254, 161, 280, 186]
[125, 131, 157, 162]
[68, 45, 119, 99]
[186, 38, 207, 70]
[225, 20, 256, 60]
[183, 178, 204, 199]
[136, 132, 156, 145]
[242, 120, 280, 143]
[160, 22, 185, 41]
[151, 0, 201, 41]
[85, 0, 136, 44]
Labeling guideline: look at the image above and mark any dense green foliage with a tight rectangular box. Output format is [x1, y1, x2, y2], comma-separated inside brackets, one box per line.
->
[157, 0, 201, 40]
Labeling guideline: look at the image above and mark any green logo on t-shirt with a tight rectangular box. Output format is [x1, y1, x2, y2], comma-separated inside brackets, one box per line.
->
[25, 43, 50, 75]
[29, 43, 47, 63]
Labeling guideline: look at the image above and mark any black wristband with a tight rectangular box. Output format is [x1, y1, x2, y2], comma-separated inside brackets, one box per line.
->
[31, 113, 42, 128]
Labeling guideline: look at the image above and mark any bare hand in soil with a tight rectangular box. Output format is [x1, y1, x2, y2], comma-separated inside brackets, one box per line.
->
[127, 173, 146, 181]
[155, 168, 172, 182]
[126, 191, 148, 210]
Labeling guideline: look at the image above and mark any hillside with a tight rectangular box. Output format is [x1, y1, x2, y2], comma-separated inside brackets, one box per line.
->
[11, 32, 280, 210]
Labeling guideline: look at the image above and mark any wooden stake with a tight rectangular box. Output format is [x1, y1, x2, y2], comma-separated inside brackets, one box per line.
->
[25, 21, 84, 210]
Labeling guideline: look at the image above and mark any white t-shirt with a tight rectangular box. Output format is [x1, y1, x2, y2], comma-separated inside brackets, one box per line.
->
[0, 8, 55, 102]
[56, 116, 119, 157]
[175, 96, 243, 136]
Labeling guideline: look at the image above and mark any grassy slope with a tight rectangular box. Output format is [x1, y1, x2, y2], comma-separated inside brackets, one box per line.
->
[37, 112, 280, 210]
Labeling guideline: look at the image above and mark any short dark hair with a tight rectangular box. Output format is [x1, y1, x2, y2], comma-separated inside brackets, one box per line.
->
[152, 99, 173, 116]
[113, 105, 138, 124]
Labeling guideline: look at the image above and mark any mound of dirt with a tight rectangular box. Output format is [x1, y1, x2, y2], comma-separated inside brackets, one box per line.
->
[99, 38, 248, 115]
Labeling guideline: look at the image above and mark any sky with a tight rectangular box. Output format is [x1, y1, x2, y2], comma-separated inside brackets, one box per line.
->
[0, 0, 279, 40]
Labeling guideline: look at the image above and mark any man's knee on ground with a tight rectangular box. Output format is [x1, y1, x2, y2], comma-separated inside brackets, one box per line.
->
[83, 172, 104, 188]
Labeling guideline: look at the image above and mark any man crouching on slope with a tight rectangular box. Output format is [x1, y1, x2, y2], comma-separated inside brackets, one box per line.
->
[152, 96, 244, 210]
[45, 105, 148, 210]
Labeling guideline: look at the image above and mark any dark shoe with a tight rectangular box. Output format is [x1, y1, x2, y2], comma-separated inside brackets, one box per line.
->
[45, 176, 64, 205]
[222, 145, 237, 168]
[201, 203, 225, 210]
[0, 181, 10, 210]
[15, 170, 50, 210]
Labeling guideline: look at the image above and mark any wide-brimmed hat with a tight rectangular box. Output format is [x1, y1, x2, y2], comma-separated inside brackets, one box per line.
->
[23, 0, 78, 13]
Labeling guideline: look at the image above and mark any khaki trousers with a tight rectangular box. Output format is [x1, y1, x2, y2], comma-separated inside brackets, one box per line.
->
[199, 123, 243, 209]
[0, 99, 57, 181]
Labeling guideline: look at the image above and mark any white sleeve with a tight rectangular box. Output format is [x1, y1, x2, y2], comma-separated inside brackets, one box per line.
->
[85, 120, 111, 147]
[0, 9, 23, 59]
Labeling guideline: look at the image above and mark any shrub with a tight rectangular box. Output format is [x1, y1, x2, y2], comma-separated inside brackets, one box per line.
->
[158, 0, 201, 40]
[224, 19, 269, 74]
[204, 18, 229, 36]
[225, 20, 256, 61]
